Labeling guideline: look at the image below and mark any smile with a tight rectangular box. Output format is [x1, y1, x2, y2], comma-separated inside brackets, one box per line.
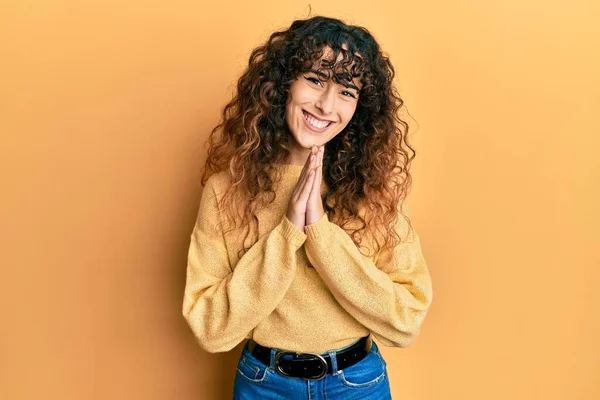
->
[302, 110, 334, 133]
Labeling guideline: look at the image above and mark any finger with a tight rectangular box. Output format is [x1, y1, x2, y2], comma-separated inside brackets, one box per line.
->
[303, 152, 317, 183]
[293, 151, 317, 199]
[302, 147, 318, 176]
[298, 151, 313, 181]
[307, 164, 321, 205]
[302, 147, 319, 181]
[298, 152, 313, 183]
[303, 152, 318, 191]
[317, 163, 322, 187]
[314, 162, 322, 194]
[296, 148, 315, 183]
[298, 169, 316, 203]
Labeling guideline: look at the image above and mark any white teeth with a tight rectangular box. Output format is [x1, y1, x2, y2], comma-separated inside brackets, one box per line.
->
[303, 111, 331, 129]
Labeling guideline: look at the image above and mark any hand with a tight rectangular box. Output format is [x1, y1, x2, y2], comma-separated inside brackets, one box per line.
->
[286, 146, 319, 233]
[305, 145, 326, 226]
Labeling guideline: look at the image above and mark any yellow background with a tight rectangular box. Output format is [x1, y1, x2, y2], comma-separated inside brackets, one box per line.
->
[1, 0, 598, 399]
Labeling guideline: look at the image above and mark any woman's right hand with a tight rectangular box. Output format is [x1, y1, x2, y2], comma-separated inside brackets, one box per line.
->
[286, 146, 318, 233]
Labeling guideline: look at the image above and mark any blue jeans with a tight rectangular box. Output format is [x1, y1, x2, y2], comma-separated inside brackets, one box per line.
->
[232, 339, 392, 399]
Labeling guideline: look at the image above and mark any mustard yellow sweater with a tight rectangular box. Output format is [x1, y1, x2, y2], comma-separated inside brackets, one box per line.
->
[182, 164, 433, 354]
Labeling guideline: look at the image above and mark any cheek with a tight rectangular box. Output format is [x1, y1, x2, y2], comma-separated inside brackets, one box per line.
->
[340, 104, 358, 125]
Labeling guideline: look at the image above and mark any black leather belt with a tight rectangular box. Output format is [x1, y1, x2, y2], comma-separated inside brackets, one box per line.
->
[247, 335, 371, 380]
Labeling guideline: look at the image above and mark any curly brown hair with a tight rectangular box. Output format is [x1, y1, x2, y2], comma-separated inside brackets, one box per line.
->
[200, 15, 416, 262]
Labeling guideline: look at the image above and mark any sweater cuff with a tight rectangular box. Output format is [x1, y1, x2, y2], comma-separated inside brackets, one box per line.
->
[278, 214, 307, 247]
[304, 213, 330, 241]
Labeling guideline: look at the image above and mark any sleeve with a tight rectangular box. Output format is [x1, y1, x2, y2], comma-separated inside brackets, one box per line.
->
[303, 210, 433, 348]
[182, 177, 308, 353]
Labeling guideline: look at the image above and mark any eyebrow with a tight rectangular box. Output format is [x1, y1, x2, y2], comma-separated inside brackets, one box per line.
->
[309, 69, 361, 92]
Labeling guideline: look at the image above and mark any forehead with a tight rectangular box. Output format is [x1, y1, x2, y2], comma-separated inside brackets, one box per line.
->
[314, 45, 359, 68]
[311, 46, 363, 87]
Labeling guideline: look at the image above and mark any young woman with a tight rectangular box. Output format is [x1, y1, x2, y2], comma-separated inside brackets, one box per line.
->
[182, 15, 433, 399]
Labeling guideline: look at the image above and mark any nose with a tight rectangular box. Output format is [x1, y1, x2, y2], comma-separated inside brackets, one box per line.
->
[315, 87, 336, 117]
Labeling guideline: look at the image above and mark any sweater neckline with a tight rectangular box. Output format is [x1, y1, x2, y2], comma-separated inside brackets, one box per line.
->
[272, 164, 328, 194]
[272, 164, 303, 183]
[274, 163, 304, 171]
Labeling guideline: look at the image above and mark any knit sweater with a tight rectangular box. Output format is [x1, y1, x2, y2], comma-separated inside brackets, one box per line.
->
[182, 164, 433, 354]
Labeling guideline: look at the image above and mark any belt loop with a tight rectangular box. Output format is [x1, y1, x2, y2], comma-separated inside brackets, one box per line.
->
[327, 349, 339, 374]
[269, 347, 278, 369]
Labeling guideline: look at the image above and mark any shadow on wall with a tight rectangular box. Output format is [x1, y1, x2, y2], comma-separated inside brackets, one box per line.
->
[180, 329, 245, 399]
[173, 185, 246, 399]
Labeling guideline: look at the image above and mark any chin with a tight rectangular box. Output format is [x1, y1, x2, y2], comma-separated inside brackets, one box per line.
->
[299, 135, 328, 148]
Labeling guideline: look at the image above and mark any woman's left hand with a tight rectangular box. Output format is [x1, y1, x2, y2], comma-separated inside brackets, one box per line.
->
[305, 145, 326, 226]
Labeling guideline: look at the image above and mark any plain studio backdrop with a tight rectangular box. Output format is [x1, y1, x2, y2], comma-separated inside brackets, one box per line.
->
[1, 0, 598, 399]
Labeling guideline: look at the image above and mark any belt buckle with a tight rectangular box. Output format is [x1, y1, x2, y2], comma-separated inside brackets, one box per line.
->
[274, 351, 328, 380]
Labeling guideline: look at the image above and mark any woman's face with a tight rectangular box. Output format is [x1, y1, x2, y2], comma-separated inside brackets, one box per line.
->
[284, 46, 362, 165]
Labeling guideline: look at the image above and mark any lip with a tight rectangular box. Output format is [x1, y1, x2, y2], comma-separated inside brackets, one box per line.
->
[302, 110, 335, 133]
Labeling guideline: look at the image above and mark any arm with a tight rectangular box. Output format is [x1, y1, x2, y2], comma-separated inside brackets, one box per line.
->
[182, 176, 307, 353]
[304, 210, 433, 348]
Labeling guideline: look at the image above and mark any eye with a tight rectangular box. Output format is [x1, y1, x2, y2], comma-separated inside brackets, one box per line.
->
[341, 90, 357, 99]
[304, 76, 323, 86]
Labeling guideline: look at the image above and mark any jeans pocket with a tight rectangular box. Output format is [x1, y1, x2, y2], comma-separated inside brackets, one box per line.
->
[236, 346, 271, 384]
[336, 345, 387, 388]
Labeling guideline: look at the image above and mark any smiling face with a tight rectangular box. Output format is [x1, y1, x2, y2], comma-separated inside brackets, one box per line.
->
[284, 46, 362, 165]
